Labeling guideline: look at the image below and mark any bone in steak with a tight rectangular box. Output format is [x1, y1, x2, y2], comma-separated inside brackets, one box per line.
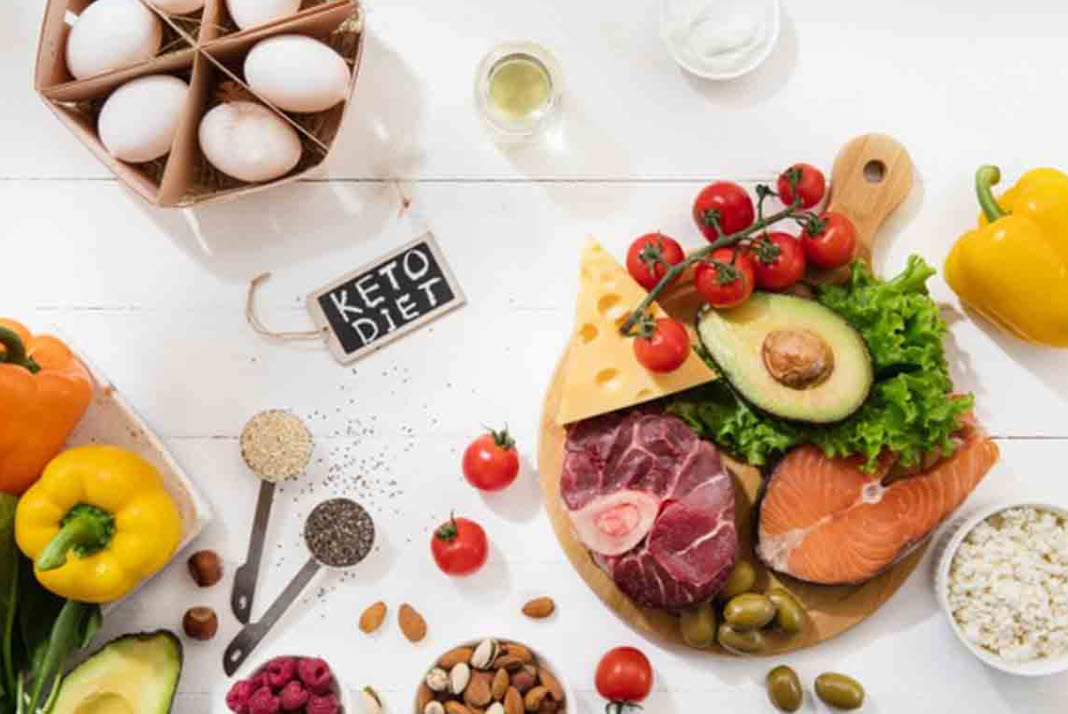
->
[560, 410, 737, 610]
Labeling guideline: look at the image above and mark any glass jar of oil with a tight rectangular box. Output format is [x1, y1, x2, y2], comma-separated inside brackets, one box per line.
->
[475, 42, 561, 140]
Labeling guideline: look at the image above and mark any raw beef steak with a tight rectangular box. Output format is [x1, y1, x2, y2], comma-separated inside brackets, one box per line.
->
[560, 410, 737, 610]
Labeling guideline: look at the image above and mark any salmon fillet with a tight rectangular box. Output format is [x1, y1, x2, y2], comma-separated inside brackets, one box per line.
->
[756, 418, 999, 585]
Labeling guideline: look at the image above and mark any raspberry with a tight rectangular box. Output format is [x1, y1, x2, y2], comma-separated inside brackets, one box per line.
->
[248, 687, 281, 714]
[249, 672, 271, 693]
[226, 680, 256, 713]
[306, 693, 340, 714]
[297, 658, 334, 694]
[267, 657, 299, 690]
[279, 681, 309, 712]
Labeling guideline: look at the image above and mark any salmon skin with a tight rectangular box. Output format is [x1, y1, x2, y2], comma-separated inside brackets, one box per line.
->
[755, 416, 999, 586]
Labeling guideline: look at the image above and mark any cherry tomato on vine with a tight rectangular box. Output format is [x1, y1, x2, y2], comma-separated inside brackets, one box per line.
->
[595, 647, 653, 710]
[750, 232, 806, 291]
[692, 182, 755, 241]
[777, 163, 826, 209]
[462, 428, 520, 491]
[694, 247, 755, 309]
[624, 232, 685, 290]
[431, 515, 488, 576]
[632, 317, 690, 373]
[802, 211, 857, 269]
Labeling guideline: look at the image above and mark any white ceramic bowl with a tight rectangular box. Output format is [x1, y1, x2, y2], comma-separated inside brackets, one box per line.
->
[659, 0, 781, 80]
[413, 638, 574, 713]
[244, 654, 356, 712]
[935, 501, 1068, 677]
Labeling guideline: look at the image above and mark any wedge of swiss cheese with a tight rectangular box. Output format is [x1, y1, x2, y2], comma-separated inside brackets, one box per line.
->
[555, 239, 716, 425]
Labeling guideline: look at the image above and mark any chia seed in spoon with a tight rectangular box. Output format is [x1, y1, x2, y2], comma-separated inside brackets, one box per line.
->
[304, 498, 375, 568]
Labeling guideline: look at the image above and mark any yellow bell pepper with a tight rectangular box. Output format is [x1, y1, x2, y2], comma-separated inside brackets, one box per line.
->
[945, 165, 1068, 347]
[14, 445, 183, 603]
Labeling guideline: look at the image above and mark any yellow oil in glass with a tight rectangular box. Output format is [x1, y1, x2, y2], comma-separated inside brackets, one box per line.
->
[487, 55, 552, 120]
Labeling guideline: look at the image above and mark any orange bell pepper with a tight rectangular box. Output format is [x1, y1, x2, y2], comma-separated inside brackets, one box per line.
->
[0, 319, 92, 494]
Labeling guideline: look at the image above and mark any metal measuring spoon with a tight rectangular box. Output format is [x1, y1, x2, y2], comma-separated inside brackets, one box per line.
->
[231, 410, 313, 624]
[223, 498, 375, 676]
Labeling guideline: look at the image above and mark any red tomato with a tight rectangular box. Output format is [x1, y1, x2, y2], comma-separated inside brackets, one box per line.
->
[803, 211, 857, 269]
[595, 647, 653, 706]
[462, 429, 520, 491]
[632, 317, 690, 373]
[431, 516, 488, 576]
[625, 233, 685, 290]
[750, 232, 806, 291]
[694, 247, 755, 308]
[692, 182, 755, 241]
[777, 163, 826, 209]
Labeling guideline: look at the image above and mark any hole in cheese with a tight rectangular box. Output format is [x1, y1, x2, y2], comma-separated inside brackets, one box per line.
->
[595, 368, 621, 390]
[597, 294, 625, 320]
[579, 323, 599, 343]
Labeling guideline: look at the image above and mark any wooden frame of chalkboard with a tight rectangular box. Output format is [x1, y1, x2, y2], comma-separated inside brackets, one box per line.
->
[306, 231, 466, 364]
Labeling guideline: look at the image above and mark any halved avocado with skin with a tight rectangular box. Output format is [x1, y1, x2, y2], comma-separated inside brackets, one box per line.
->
[51, 630, 182, 714]
[697, 293, 872, 423]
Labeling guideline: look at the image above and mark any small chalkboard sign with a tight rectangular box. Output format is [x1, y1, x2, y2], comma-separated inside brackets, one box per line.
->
[307, 232, 465, 364]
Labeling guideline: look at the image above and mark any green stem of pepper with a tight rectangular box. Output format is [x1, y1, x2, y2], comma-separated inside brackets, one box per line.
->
[36, 505, 116, 572]
[0, 328, 40, 375]
[975, 164, 1008, 222]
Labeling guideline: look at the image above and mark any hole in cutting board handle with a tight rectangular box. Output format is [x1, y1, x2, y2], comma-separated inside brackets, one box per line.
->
[864, 160, 886, 183]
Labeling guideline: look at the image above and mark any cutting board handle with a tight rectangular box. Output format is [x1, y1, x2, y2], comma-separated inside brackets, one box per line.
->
[824, 134, 914, 278]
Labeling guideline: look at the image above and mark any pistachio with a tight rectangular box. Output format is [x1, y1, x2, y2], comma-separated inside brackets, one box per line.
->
[504, 688, 524, 714]
[425, 703, 446, 714]
[450, 662, 472, 695]
[487, 704, 505, 714]
[524, 687, 550, 712]
[426, 667, 450, 692]
[361, 686, 383, 714]
[510, 667, 537, 694]
[471, 639, 500, 670]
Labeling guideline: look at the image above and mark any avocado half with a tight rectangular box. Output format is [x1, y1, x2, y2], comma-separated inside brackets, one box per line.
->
[51, 630, 182, 714]
[696, 293, 873, 424]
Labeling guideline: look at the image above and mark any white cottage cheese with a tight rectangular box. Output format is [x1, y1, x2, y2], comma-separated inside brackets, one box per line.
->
[948, 506, 1068, 662]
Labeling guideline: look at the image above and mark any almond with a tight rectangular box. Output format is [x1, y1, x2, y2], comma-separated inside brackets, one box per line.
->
[537, 701, 559, 714]
[521, 597, 555, 619]
[418, 683, 434, 710]
[464, 672, 493, 708]
[504, 688, 524, 714]
[445, 702, 473, 714]
[399, 603, 427, 643]
[538, 670, 564, 703]
[438, 647, 474, 669]
[491, 669, 510, 701]
[493, 655, 524, 671]
[524, 687, 549, 712]
[359, 601, 388, 634]
[510, 667, 536, 694]
[503, 643, 534, 664]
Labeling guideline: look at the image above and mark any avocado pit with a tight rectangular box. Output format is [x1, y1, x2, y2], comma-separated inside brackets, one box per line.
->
[762, 329, 835, 390]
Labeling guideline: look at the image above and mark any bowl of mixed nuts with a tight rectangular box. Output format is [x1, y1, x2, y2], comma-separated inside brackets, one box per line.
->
[415, 638, 571, 714]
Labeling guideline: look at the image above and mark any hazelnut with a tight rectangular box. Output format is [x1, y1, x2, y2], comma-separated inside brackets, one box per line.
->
[182, 606, 219, 640]
[187, 550, 224, 587]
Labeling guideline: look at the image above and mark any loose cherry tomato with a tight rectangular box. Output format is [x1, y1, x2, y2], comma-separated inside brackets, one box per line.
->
[463, 428, 520, 491]
[632, 317, 690, 373]
[625, 232, 685, 290]
[595, 647, 653, 708]
[777, 163, 826, 209]
[802, 211, 857, 269]
[694, 247, 755, 308]
[750, 232, 806, 291]
[692, 182, 755, 241]
[431, 515, 488, 576]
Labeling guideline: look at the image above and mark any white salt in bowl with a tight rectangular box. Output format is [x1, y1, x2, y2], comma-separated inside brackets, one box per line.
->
[935, 501, 1068, 677]
[660, 0, 781, 81]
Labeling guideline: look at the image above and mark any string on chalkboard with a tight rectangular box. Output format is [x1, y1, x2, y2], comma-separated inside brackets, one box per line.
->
[245, 272, 325, 341]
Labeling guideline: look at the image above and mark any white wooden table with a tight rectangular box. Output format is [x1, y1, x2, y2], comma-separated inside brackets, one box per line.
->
[4, 1, 1068, 711]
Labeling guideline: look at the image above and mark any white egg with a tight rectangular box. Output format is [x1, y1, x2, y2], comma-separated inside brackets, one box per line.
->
[98, 75, 188, 163]
[226, 0, 301, 31]
[244, 35, 351, 114]
[198, 102, 302, 183]
[66, 0, 163, 80]
[149, 0, 205, 13]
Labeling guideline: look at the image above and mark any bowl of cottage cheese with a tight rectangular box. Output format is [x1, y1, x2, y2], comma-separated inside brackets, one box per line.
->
[936, 502, 1068, 676]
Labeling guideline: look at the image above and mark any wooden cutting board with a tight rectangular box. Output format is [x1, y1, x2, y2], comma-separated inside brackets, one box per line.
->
[538, 134, 919, 655]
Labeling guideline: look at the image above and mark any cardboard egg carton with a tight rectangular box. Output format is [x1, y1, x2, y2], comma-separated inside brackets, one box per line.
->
[34, 0, 364, 206]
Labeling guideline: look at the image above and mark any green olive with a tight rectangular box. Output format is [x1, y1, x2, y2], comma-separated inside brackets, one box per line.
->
[680, 601, 717, 649]
[720, 560, 757, 599]
[815, 673, 865, 710]
[766, 588, 805, 634]
[723, 593, 776, 630]
[717, 623, 766, 654]
[765, 665, 803, 712]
